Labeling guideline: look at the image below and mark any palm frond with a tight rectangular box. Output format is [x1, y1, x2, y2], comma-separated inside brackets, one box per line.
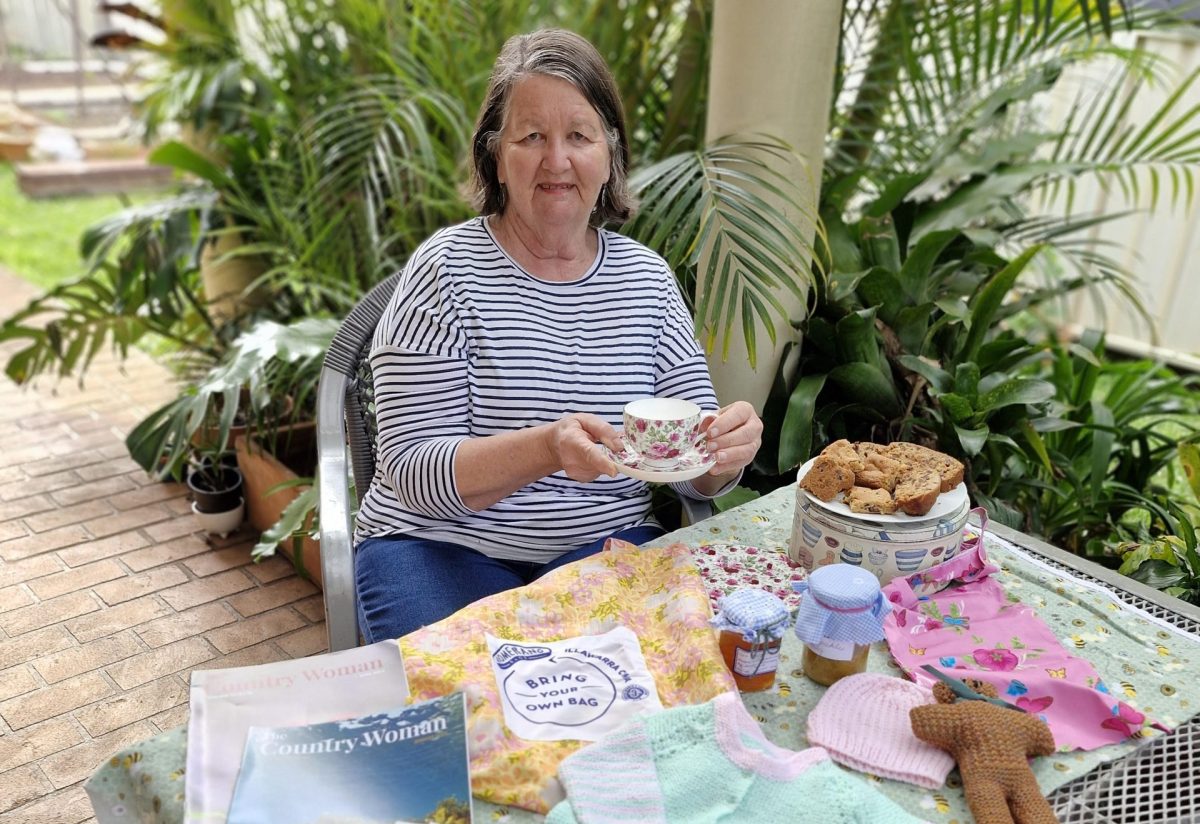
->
[1043, 63, 1200, 211]
[625, 137, 823, 368]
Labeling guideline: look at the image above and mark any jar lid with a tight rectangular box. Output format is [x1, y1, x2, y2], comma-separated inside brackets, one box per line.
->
[710, 588, 790, 641]
[808, 564, 881, 609]
[792, 564, 891, 646]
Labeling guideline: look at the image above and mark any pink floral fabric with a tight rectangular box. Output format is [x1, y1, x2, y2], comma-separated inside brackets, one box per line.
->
[688, 542, 808, 612]
[883, 536, 1165, 751]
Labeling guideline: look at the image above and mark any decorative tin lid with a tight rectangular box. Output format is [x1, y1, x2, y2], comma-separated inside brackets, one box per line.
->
[710, 588, 791, 642]
[792, 564, 891, 646]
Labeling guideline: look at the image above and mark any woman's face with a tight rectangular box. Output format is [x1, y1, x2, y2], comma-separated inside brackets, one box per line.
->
[495, 74, 611, 236]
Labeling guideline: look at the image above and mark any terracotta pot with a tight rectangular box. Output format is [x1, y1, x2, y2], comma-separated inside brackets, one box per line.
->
[235, 425, 321, 587]
[191, 394, 294, 452]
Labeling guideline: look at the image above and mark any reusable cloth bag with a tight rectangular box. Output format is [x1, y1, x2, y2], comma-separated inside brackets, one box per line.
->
[486, 626, 664, 742]
[883, 528, 1163, 750]
[399, 540, 736, 813]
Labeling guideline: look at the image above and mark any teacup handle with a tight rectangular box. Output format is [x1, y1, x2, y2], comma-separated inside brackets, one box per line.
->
[695, 411, 719, 455]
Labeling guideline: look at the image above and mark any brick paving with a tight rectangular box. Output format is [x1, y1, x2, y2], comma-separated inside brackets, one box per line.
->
[0, 269, 328, 823]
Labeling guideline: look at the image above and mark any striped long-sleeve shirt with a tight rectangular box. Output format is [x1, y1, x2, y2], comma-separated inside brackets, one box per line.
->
[353, 216, 726, 562]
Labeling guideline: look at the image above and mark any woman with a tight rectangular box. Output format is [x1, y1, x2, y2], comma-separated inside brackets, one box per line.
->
[354, 28, 763, 641]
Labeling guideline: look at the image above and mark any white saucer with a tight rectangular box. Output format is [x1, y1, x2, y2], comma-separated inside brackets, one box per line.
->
[601, 436, 716, 483]
[797, 455, 968, 522]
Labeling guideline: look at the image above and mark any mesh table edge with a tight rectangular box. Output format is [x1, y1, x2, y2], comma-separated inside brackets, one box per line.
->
[989, 522, 1200, 824]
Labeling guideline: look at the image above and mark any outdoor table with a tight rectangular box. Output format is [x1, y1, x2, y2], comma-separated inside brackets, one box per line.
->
[85, 483, 1200, 823]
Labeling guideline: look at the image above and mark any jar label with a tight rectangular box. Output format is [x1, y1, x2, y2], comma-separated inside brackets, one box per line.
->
[733, 644, 779, 677]
[810, 638, 855, 662]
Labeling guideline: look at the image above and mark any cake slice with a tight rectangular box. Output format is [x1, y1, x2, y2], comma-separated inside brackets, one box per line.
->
[854, 451, 905, 492]
[886, 442, 965, 493]
[821, 439, 865, 472]
[846, 486, 897, 516]
[800, 455, 856, 502]
[893, 466, 942, 516]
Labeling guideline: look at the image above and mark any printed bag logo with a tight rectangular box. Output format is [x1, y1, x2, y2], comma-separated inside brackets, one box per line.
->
[502, 655, 618, 727]
[492, 642, 552, 670]
[485, 628, 664, 742]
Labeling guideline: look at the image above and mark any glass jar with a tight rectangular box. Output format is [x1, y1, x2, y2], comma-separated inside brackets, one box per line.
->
[718, 629, 783, 692]
[801, 639, 870, 687]
[792, 564, 890, 687]
[710, 588, 790, 692]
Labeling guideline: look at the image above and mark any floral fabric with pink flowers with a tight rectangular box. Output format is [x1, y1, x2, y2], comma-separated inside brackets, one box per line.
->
[688, 542, 808, 612]
[882, 538, 1165, 751]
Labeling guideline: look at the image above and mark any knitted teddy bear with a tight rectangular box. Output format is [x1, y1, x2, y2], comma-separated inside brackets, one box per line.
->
[910, 679, 1058, 824]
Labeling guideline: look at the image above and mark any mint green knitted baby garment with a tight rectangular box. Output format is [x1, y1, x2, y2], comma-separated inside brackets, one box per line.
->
[546, 692, 927, 823]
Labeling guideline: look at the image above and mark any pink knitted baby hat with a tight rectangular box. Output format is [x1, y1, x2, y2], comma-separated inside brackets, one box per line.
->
[806, 672, 954, 789]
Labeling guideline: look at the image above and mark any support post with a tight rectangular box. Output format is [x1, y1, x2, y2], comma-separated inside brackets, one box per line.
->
[701, 0, 842, 410]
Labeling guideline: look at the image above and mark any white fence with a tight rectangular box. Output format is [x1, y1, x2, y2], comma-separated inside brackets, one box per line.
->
[1049, 30, 1200, 360]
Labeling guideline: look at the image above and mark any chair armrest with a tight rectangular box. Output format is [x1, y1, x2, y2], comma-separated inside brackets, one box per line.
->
[680, 496, 714, 527]
[316, 366, 360, 651]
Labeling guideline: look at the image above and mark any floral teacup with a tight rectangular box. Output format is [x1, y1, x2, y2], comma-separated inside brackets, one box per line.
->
[622, 398, 708, 470]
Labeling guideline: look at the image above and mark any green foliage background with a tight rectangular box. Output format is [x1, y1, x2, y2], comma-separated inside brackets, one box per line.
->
[2, 0, 1199, 598]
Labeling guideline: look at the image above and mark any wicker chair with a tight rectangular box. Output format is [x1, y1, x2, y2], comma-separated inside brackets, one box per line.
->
[315, 273, 713, 651]
[316, 272, 402, 651]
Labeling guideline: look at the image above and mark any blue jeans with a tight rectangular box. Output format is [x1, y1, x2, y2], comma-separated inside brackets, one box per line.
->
[354, 524, 666, 642]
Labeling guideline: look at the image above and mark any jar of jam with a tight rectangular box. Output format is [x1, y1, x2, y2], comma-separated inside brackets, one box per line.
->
[710, 588, 790, 692]
[792, 564, 890, 687]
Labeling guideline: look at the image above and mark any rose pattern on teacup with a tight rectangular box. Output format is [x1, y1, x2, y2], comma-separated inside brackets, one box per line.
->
[622, 397, 706, 469]
[607, 435, 711, 471]
[625, 418, 702, 465]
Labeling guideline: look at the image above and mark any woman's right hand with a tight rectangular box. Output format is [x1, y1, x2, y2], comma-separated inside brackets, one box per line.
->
[545, 413, 620, 482]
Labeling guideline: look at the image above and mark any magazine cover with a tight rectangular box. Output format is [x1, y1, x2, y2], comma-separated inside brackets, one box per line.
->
[185, 640, 408, 823]
[226, 692, 472, 824]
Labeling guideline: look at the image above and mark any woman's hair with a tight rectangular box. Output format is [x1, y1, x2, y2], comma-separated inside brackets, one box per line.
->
[467, 28, 635, 226]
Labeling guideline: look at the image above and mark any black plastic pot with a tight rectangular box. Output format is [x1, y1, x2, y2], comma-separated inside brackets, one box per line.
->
[187, 464, 244, 515]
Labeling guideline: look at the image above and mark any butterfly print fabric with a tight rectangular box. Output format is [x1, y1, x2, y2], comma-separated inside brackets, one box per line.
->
[882, 538, 1165, 751]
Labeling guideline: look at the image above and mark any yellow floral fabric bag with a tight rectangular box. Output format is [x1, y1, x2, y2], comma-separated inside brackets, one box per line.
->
[398, 539, 736, 813]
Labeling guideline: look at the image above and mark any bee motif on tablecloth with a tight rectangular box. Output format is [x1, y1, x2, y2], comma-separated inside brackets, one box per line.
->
[1120, 681, 1137, 699]
[1070, 635, 1086, 649]
[920, 793, 951, 813]
[777, 682, 792, 697]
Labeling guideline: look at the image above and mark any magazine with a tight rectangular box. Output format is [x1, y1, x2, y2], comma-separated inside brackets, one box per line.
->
[226, 692, 472, 824]
[185, 640, 409, 823]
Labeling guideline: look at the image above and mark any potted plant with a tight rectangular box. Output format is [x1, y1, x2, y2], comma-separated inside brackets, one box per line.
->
[187, 446, 245, 537]
[123, 317, 334, 563]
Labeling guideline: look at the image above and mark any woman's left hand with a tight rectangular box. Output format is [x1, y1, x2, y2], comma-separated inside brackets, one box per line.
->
[701, 401, 763, 476]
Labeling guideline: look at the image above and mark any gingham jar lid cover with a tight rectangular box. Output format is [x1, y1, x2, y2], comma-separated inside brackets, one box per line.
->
[792, 564, 891, 646]
[710, 588, 791, 641]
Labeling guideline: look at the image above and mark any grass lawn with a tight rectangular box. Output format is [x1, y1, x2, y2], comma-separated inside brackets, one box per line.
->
[0, 163, 156, 290]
